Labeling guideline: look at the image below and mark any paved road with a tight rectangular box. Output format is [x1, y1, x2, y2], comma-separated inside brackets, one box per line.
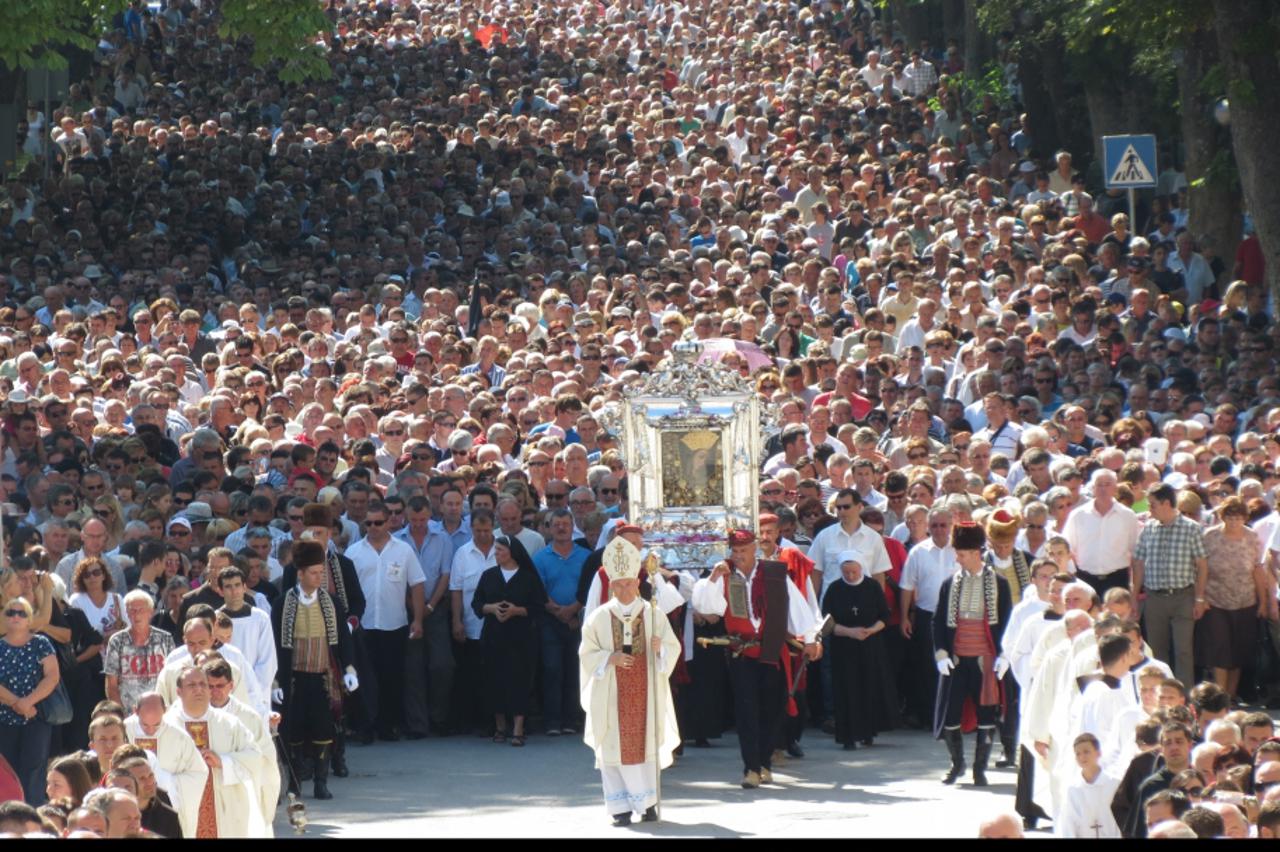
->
[273, 727, 1023, 838]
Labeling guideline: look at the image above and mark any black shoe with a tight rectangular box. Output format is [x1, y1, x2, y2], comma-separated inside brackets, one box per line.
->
[331, 734, 349, 778]
[1023, 817, 1039, 831]
[994, 736, 1016, 768]
[786, 741, 805, 759]
[842, 742, 858, 751]
[357, 730, 376, 746]
[673, 743, 683, 757]
[378, 728, 401, 742]
[972, 728, 993, 787]
[642, 806, 658, 822]
[941, 728, 966, 785]
[612, 813, 632, 827]
[312, 744, 334, 801]
[860, 737, 874, 747]
[694, 738, 711, 748]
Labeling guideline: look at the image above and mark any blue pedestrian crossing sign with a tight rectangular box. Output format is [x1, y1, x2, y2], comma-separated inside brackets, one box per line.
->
[1103, 135, 1157, 189]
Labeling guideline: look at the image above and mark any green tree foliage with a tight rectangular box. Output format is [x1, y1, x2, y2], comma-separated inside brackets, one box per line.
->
[219, 0, 330, 83]
[0, 0, 97, 70]
[0, 0, 329, 82]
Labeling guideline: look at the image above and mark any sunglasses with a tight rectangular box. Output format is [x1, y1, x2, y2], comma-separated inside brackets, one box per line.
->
[366, 519, 386, 527]
[84, 569, 105, 578]
[4, 609, 28, 617]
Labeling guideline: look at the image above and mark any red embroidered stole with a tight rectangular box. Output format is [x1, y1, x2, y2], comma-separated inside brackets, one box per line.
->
[611, 612, 648, 765]
[184, 720, 218, 838]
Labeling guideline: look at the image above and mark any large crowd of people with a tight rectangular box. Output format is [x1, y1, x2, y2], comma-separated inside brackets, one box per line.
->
[0, 0, 1276, 838]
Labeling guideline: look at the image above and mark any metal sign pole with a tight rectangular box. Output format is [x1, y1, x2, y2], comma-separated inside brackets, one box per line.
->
[1128, 188, 1136, 235]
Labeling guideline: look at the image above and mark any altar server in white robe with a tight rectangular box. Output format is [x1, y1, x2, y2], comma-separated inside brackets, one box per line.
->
[1055, 733, 1122, 837]
[205, 656, 280, 831]
[1025, 610, 1093, 818]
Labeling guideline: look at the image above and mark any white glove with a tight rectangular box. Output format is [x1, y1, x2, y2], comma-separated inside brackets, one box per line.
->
[994, 656, 1010, 679]
[271, 687, 284, 705]
[343, 672, 359, 692]
[936, 657, 954, 676]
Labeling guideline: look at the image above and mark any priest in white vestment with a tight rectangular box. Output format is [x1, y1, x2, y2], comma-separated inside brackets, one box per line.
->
[158, 665, 270, 838]
[579, 537, 681, 826]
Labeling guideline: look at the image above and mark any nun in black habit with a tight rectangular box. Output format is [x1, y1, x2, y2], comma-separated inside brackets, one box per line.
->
[821, 549, 896, 749]
[472, 534, 548, 747]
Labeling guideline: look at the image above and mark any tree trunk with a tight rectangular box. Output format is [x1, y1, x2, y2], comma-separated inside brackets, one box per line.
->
[1212, 0, 1280, 299]
[1177, 28, 1242, 274]
[963, 0, 983, 75]
[1015, 47, 1061, 161]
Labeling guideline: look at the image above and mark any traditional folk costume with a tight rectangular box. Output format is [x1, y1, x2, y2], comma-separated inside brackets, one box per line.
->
[691, 529, 819, 788]
[759, 516, 823, 757]
[580, 537, 681, 825]
[933, 523, 1012, 787]
[280, 503, 369, 778]
[271, 540, 355, 800]
[983, 509, 1033, 770]
[158, 703, 270, 838]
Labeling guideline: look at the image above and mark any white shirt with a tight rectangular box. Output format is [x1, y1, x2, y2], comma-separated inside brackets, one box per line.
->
[807, 521, 891, 600]
[1060, 500, 1141, 577]
[448, 539, 497, 641]
[974, 418, 1024, 459]
[344, 536, 425, 631]
[899, 539, 956, 614]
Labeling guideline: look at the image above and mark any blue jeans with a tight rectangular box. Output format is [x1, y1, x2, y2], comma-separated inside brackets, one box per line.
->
[541, 618, 581, 731]
[0, 718, 51, 805]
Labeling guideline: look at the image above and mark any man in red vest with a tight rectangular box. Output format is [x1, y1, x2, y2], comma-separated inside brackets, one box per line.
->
[758, 513, 820, 760]
[692, 529, 821, 789]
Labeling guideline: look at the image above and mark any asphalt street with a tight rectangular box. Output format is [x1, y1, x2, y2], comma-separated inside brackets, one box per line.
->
[271, 726, 1024, 838]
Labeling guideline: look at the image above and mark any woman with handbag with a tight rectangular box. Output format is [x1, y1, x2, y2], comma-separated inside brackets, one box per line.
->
[0, 596, 62, 805]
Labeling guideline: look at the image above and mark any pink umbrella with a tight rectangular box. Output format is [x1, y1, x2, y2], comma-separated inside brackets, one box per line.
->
[696, 338, 775, 373]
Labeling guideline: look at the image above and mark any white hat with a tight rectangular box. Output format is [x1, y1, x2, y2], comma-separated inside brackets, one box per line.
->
[603, 536, 642, 583]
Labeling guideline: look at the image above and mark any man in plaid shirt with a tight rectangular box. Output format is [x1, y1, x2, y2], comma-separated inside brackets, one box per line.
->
[902, 50, 939, 97]
[1130, 484, 1208, 687]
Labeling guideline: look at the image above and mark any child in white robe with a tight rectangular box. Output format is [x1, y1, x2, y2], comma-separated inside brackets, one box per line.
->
[1056, 733, 1121, 838]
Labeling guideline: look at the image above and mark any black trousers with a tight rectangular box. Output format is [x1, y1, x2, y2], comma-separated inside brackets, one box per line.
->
[941, 657, 999, 729]
[449, 638, 486, 734]
[284, 672, 336, 745]
[907, 609, 938, 723]
[728, 655, 786, 774]
[364, 626, 408, 734]
[1000, 675, 1020, 744]
[1077, 567, 1129, 599]
[1015, 744, 1048, 821]
[686, 626, 731, 740]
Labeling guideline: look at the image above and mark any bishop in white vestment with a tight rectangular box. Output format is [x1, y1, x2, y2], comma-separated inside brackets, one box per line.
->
[579, 538, 681, 826]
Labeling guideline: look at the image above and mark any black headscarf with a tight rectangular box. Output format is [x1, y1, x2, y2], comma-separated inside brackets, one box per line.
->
[495, 534, 537, 575]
